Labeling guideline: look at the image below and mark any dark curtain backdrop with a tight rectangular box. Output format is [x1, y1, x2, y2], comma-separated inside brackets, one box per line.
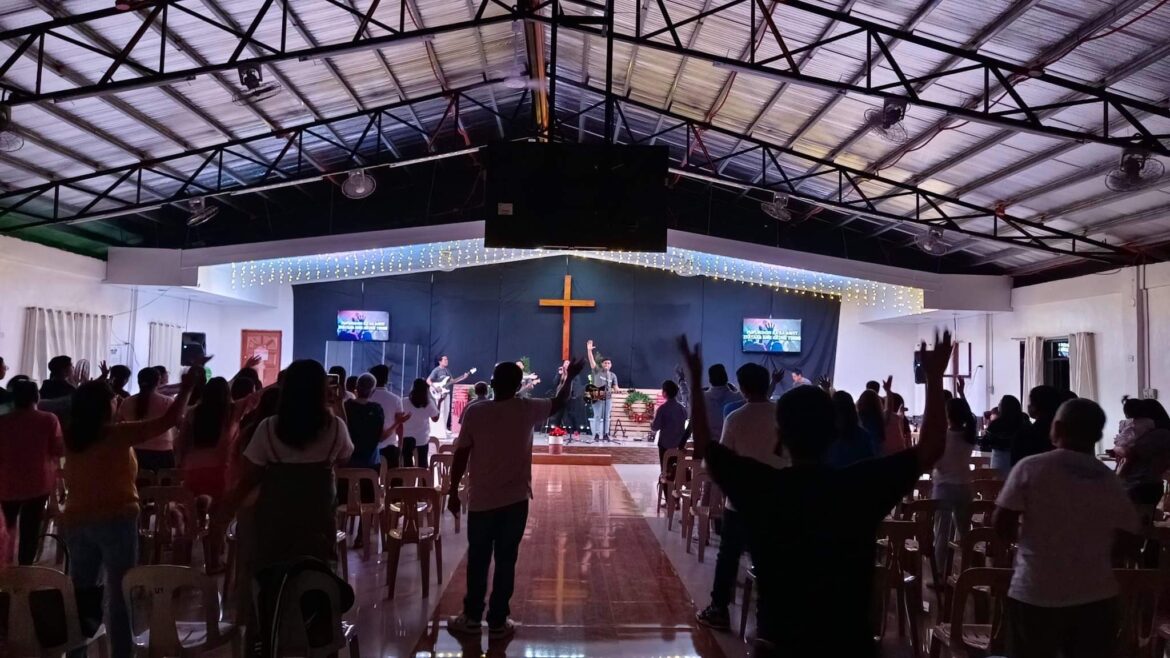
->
[293, 257, 840, 390]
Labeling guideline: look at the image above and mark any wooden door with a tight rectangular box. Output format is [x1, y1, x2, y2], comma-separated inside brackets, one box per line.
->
[241, 330, 282, 387]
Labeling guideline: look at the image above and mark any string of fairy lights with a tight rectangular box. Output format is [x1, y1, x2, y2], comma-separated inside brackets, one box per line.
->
[223, 238, 924, 312]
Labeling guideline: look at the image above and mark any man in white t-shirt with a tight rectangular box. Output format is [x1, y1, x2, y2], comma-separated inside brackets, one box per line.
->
[446, 357, 585, 639]
[994, 398, 1140, 658]
[368, 364, 405, 466]
[696, 363, 788, 632]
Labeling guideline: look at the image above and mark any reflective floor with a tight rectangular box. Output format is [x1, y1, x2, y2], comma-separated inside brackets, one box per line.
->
[424, 465, 725, 657]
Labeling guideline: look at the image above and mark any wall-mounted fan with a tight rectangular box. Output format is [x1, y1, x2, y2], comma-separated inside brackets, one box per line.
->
[232, 64, 283, 106]
[1105, 147, 1164, 192]
[863, 98, 909, 144]
[186, 197, 219, 227]
[341, 170, 377, 200]
[0, 105, 23, 153]
[760, 192, 792, 221]
[915, 228, 949, 256]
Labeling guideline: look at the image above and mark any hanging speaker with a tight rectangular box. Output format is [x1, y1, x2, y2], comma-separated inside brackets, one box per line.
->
[181, 332, 207, 367]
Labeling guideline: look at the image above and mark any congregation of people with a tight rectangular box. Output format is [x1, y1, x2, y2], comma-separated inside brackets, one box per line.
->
[0, 334, 1167, 657]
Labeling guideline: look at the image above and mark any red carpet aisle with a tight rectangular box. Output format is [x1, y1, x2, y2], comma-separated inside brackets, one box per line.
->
[417, 465, 726, 657]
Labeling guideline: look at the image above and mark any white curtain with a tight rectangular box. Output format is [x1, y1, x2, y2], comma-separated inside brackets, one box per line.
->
[1069, 332, 1098, 401]
[20, 307, 113, 381]
[1022, 336, 1044, 396]
[148, 322, 182, 378]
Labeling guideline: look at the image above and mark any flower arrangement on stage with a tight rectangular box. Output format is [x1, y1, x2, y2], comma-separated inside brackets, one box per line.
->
[548, 426, 567, 437]
[624, 390, 656, 424]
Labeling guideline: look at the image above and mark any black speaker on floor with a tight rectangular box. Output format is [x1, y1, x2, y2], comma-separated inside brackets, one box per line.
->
[180, 332, 207, 367]
[485, 142, 669, 252]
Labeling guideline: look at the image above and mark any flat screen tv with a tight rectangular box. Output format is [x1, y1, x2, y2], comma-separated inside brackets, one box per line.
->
[337, 310, 389, 342]
[742, 318, 802, 354]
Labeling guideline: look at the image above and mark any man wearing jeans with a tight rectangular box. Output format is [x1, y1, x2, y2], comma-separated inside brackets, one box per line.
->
[446, 358, 584, 638]
[695, 363, 788, 631]
[994, 398, 1141, 658]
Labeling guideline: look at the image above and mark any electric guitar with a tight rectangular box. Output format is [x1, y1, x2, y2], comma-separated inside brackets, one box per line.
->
[430, 368, 477, 399]
[583, 384, 609, 403]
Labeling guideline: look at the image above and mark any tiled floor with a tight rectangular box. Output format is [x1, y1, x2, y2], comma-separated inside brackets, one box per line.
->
[425, 465, 725, 657]
[41, 463, 922, 656]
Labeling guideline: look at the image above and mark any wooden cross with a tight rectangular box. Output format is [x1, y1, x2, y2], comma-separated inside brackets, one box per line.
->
[539, 274, 596, 361]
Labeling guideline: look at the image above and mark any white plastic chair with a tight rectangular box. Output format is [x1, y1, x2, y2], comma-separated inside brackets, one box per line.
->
[0, 565, 110, 657]
[122, 564, 242, 657]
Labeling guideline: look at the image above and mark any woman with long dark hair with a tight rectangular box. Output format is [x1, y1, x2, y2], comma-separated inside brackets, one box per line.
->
[826, 390, 875, 468]
[62, 360, 201, 656]
[115, 367, 176, 471]
[213, 360, 352, 656]
[933, 397, 977, 565]
[215, 360, 351, 562]
[401, 378, 439, 467]
[985, 394, 1030, 475]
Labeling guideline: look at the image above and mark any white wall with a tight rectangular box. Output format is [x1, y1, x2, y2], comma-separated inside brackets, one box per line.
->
[833, 302, 921, 412]
[0, 236, 292, 389]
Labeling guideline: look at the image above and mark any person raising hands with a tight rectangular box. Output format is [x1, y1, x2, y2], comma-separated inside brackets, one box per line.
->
[679, 331, 952, 657]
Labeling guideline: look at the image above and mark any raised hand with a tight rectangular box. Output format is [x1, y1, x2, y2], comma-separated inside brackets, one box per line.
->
[98, 360, 110, 379]
[771, 368, 785, 385]
[917, 330, 954, 383]
[956, 375, 966, 396]
[676, 335, 703, 381]
[586, 339, 594, 351]
[883, 375, 893, 392]
[817, 375, 832, 392]
[244, 354, 263, 369]
[566, 357, 587, 378]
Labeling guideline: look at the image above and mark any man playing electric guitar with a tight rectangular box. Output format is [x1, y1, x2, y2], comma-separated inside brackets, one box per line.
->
[427, 355, 475, 435]
[586, 339, 621, 441]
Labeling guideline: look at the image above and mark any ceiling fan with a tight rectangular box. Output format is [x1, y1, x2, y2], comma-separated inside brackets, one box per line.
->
[0, 105, 24, 153]
[759, 192, 793, 221]
[863, 98, 909, 144]
[1104, 147, 1164, 192]
[186, 197, 219, 227]
[915, 228, 949, 256]
[232, 64, 283, 106]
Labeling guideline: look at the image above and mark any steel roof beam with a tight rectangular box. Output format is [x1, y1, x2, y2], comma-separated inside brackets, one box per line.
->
[22, 0, 288, 207]
[776, 0, 945, 172]
[714, 0, 858, 176]
[864, 0, 1156, 173]
[339, 0, 428, 135]
[0, 0, 515, 106]
[198, 0, 382, 162]
[787, 0, 1034, 192]
[854, 38, 1169, 239]
[8, 1, 1167, 155]
[557, 77, 1134, 262]
[0, 81, 511, 232]
[531, 4, 1170, 156]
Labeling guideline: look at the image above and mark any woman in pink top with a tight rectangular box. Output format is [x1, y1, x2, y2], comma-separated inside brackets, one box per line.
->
[0, 380, 65, 564]
[116, 367, 176, 471]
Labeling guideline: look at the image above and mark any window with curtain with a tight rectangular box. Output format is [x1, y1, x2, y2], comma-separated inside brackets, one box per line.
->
[147, 322, 182, 380]
[1068, 332, 1097, 401]
[20, 307, 113, 381]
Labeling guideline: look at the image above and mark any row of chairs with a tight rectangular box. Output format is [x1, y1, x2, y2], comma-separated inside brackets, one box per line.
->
[0, 563, 359, 658]
[332, 447, 468, 599]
